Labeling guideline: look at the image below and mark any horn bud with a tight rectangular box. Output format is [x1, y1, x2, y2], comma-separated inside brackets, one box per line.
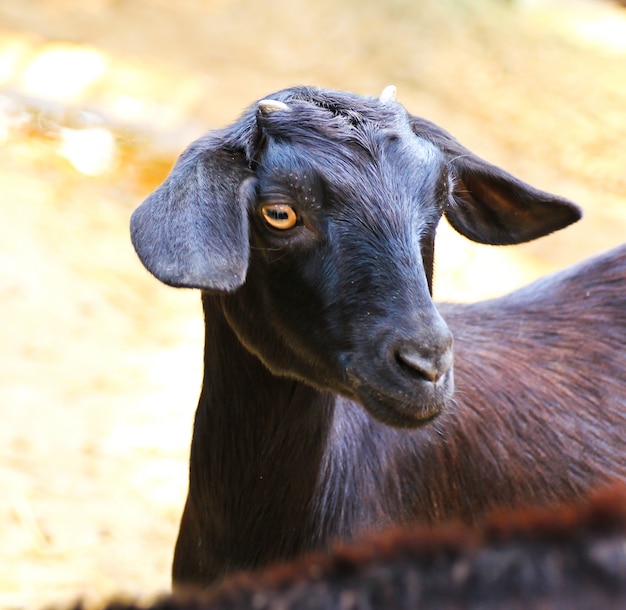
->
[258, 99, 291, 115]
[379, 85, 397, 103]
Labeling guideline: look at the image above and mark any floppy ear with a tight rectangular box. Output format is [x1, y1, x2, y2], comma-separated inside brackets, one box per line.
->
[410, 116, 582, 245]
[130, 133, 254, 291]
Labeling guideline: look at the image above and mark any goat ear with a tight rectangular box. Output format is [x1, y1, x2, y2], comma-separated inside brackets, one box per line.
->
[410, 116, 582, 245]
[130, 134, 253, 291]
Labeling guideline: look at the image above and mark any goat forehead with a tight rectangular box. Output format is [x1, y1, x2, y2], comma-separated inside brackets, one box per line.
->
[260, 126, 444, 199]
[260, 92, 402, 137]
[257, 92, 436, 162]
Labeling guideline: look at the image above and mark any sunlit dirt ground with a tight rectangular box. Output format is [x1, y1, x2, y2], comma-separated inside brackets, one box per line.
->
[1, 0, 625, 607]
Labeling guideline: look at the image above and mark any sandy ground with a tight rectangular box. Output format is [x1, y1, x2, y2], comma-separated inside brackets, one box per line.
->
[0, 0, 625, 607]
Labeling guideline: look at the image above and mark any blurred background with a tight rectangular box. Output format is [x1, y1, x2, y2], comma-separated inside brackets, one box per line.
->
[0, 0, 625, 607]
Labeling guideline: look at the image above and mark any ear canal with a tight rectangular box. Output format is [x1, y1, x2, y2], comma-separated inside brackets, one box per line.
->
[130, 133, 253, 291]
[445, 165, 582, 245]
[409, 116, 582, 245]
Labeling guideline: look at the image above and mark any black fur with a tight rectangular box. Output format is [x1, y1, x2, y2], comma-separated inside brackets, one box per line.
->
[130, 87, 624, 589]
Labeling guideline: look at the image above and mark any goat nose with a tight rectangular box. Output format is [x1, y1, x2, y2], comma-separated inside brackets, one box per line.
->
[395, 338, 453, 384]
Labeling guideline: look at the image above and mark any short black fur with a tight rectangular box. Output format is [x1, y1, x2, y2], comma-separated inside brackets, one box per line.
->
[129, 87, 624, 590]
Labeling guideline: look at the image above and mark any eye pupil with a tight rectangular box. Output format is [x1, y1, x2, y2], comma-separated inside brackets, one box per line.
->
[261, 204, 297, 230]
[268, 209, 289, 221]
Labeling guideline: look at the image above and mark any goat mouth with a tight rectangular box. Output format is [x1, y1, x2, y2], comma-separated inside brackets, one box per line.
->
[373, 400, 443, 428]
[345, 370, 453, 429]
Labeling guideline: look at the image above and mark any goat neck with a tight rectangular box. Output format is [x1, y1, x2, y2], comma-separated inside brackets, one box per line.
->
[172, 293, 333, 586]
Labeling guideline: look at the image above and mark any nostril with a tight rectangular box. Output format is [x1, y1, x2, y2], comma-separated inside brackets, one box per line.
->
[395, 347, 453, 383]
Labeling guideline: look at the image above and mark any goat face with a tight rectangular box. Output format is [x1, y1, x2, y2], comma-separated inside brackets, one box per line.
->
[130, 86, 581, 428]
[225, 101, 455, 426]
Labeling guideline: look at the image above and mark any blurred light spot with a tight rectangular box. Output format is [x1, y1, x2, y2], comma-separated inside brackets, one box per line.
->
[21, 44, 108, 101]
[0, 35, 33, 85]
[58, 127, 117, 175]
[572, 13, 626, 53]
[520, 1, 626, 55]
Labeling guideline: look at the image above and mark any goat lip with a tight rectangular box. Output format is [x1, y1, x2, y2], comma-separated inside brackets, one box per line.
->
[359, 393, 445, 429]
[345, 373, 453, 429]
[351, 384, 452, 428]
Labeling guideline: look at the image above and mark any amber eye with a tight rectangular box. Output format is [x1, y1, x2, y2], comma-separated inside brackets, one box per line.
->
[261, 203, 297, 230]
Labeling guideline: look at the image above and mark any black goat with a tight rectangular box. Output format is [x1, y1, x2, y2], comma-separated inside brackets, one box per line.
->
[130, 86, 626, 589]
[80, 484, 626, 609]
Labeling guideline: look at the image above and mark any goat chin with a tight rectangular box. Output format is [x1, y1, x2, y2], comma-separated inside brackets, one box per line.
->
[346, 371, 453, 428]
[130, 86, 626, 589]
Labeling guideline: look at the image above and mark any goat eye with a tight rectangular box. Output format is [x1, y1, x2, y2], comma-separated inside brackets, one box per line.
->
[261, 204, 298, 230]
